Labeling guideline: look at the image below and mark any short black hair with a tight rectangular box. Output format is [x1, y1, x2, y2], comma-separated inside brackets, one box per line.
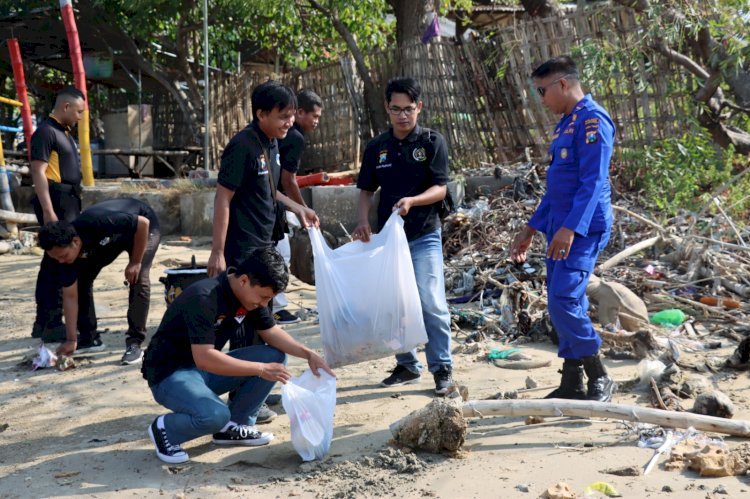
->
[531, 55, 580, 80]
[232, 247, 289, 293]
[39, 220, 78, 250]
[297, 89, 323, 113]
[251, 80, 296, 122]
[55, 86, 85, 106]
[385, 77, 422, 103]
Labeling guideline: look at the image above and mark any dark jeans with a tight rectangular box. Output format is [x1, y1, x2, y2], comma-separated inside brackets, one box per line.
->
[32, 182, 82, 327]
[77, 230, 161, 345]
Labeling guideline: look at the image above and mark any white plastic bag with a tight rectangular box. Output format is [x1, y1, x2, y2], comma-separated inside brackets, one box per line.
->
[281, 370, 337, 461]
[310, 211, 428, 367]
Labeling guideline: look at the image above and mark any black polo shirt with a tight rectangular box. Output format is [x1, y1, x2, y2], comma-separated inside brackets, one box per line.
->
[357, 125, 449, 241]
[141, 273, 275, 387]
[56, 198, 160, 287]
[278, 122, 305, 176]
[30, 116, 81, 186]
[218, 122, 280, 263]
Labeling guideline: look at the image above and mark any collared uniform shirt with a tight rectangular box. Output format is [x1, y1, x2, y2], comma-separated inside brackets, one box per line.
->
[218, 122, 281, 259]
[528, 94, 615, 240]
[357, 125, 450, 241]
[278, 122, 305, 176]
[30, 116, 82, 186]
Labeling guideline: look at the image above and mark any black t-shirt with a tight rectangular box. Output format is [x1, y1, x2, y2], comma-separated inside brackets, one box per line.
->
[357, 125, 450, 241]
[141, 273, 275, 386]
[218, 122, 280, 263]
[56, 198, 160, 287]
[30, 116, 82, 186]
[278, 123, 305, 177]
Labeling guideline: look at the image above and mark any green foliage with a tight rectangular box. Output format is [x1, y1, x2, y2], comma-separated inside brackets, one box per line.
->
[621, 123, 749, 219]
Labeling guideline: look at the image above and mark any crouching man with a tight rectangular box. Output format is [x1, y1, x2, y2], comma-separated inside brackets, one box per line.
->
[141, 247, 334, 464]
[38, 197, 160, 364]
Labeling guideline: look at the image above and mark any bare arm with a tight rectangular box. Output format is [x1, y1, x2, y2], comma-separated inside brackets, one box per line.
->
[30, 160, 56, 224]
[351, 190, 375, 242]
[208, 185, 235, 277]
[393, 184, 447, 215]
[56, 283, 79, 355]
[281, 169, 306, 206]
[124, 216, 150, 284]
[258, 325, 335, 377]
[191, 344, 291, 383]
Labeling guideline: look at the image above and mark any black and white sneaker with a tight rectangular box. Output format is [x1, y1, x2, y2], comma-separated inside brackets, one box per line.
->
[121, 344, 143, 365]
[433, 366, 454, 396]
[212, 424, 273, 446]
[380, 365, 421, 387]
[148, 417, 189, 464]
[77, 335, 106, 352]
[273, 310, 301, 325]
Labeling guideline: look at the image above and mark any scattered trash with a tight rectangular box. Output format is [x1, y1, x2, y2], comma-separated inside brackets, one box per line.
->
[31, 343, 57, 371]
[650, 309, 687, 327]
[583, 481, 621, 497]
[602, 465, 641, 476]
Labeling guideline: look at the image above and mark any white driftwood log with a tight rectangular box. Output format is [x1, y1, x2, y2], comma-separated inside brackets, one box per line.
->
[0, 208, 36, 224]
[599, 236, 661, 271]
[462, 399, 750, 437]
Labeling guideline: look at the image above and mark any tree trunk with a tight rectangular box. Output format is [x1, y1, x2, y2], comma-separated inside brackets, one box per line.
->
[520, 0, 562, 18]
[388, 0, 437, 47]
[305, 0, 389, 135]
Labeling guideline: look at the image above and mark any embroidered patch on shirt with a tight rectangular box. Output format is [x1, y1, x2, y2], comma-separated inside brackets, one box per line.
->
[412, 147, 427, 162]
[586, 132, 599, 144]
[560, 147, 568, 159]
[99, 237, 111, 246]
[378, 149, 388, 163]
[259, 154, 268, 173]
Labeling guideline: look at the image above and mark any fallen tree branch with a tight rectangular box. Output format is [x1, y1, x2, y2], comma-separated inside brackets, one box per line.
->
[462, 399, 750, 437]
[599, 235, 661, 271]
[0, 209, 37, 224]
[612, 205, 666, 233]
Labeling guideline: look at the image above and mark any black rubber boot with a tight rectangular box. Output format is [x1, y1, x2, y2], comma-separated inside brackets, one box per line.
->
[583, 354, 616, 402]
[544, 359, 586, 400]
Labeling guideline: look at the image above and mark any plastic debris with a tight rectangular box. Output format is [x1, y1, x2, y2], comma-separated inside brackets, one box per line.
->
[650, 309, 687, 327]
[583, 482, 621, 497]
[31, 343, 57, 371]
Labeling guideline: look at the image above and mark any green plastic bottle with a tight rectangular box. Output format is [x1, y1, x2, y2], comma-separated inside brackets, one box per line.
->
[650, 309, 686, 327]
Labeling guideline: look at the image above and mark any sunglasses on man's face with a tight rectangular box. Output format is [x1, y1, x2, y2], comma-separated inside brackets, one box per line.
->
[536, 76, 568, 97]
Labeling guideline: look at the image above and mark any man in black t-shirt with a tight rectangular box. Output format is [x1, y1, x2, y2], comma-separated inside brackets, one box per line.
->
[273, 89, 324, 325]
[141, 247, 334, 464]
[353, 77, 454, 396]
[30, 86, 85, 342]
[38, 198, 160, 365]
[208, 80, 319, 277]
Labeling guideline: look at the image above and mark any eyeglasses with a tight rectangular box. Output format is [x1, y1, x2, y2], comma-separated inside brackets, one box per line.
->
[536, 76, 568, 97]
[388, 106, 418, 116]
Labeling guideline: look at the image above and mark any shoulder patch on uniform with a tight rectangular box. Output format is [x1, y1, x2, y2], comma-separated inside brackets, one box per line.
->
[412, 147, 427, 162]
[586, 132, 599, 144]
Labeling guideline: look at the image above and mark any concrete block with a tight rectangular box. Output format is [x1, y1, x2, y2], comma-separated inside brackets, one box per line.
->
[82, 188, 181, 235]
[179, 191, 215, 236]
[309, 185, 379, 238]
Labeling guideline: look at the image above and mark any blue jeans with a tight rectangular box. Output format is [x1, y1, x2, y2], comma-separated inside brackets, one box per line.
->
[396, 228, 453, 374]
[150, 345, 286, 445]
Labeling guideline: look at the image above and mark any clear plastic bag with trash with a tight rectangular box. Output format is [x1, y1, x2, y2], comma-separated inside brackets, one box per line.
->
[309, 212, 428, 367]
[281, 370, 337, 461]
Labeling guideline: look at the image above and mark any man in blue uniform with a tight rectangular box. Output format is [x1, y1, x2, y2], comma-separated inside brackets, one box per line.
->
[510, 56, 616, 402]
[352, 77, 454, 396]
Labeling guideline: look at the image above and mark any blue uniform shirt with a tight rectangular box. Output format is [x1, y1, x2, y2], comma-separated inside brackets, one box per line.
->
[528, 94, 615, 239]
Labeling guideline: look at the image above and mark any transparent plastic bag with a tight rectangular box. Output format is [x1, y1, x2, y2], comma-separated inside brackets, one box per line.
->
[281, 370, 337, 461]
[310, 212, 428, 367]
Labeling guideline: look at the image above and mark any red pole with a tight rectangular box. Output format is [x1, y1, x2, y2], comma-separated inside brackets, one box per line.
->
[7, 38, 33, 161]
[59, 0, 94, 186]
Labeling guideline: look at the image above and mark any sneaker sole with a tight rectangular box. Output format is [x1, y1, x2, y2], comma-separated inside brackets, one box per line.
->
[212, 434, 274, 446]
[77, 344, 106, 353]
[148, 424, 189, 464]
[275, 319, 301, 325]
[255, 414, 277, 424]
[379, 377, 421, 388]
[121, 352, 144, 365]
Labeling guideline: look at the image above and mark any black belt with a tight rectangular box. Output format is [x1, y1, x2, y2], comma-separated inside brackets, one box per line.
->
[49, 181, 82, 196]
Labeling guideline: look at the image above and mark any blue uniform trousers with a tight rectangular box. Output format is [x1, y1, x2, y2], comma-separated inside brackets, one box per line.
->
[546, 231, 609, 359]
